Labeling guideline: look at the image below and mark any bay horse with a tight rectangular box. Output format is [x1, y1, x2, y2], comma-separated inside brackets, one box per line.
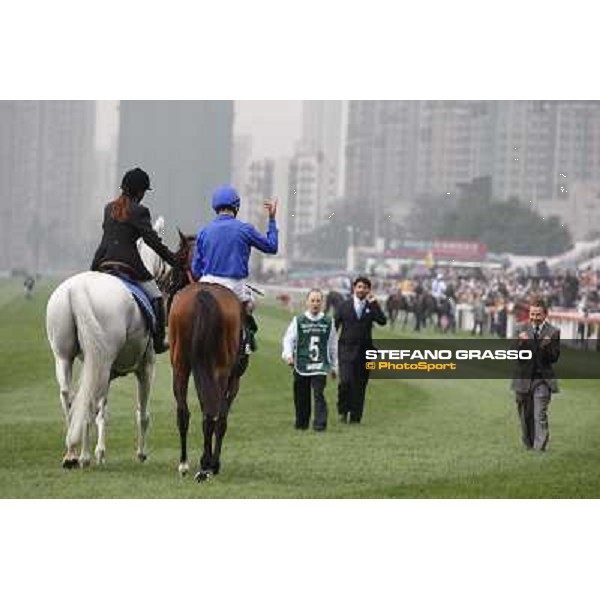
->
[46, 218, 172, 468]
[167, 233, 246, 481]
[413, 291, 436, 332]
[385, 291, 413, 329]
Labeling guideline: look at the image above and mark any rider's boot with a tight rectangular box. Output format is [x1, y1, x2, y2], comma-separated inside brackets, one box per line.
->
[151, 297, 169, 354]
[242, 301, 258, 354]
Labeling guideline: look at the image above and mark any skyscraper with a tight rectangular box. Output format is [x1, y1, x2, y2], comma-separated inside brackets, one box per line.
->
[301, 101, 344, 196]
[344, 100, 600, 242]
[117, 101, 234, 240]
[0, 101, 96, 273]
[287, 148, 337, 259]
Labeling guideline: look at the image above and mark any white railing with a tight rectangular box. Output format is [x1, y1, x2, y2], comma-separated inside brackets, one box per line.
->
[260, 285, 600, 344]
[455, 304, 600, 341]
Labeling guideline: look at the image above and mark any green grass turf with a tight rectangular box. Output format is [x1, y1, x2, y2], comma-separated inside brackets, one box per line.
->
[1, 277, 599, 498]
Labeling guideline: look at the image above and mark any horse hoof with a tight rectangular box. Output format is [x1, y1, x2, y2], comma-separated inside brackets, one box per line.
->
[178, 463, 189, 476]
[137, 453, 147, 463]
[62, 458, 79, 469]
[194, 470, 213, 483]
[96, 450, 106, 465]
[79, 457, 91, 468]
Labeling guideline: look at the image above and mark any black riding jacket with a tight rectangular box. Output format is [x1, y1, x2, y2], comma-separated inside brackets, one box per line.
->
[91, 200, 178, 281]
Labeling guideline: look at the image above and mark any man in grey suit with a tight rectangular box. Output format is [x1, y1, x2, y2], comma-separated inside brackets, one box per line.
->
[511, 298, 561, 451]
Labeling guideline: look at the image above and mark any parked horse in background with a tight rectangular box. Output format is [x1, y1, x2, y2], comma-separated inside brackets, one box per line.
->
[413, 291, 437, 332]
[385, 291, 413, 329]
[167, 234, 246, 481]
[46, 222, 172, 468]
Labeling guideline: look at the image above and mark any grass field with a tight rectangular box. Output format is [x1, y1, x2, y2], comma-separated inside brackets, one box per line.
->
[1, 277, 599, 498]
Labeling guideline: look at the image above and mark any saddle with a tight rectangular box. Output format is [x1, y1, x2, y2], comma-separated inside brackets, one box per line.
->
[97, 262, 156, 333]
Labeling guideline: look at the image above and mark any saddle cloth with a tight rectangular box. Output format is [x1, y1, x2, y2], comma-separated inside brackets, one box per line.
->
[106, 272, 156, 333]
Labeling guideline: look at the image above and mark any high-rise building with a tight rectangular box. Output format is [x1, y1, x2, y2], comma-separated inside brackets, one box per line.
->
[344, 100, 600, 242]
[242, 157, 289, 269]
[244, 158, 273, 276]
[287, 148, 337, 259]
[245, 158, 274, 223]
[489, 100, 600, 203]
[0, 100, 96, 273]
[302, 101, 343, 197]
[232, 134, 253, 221]
[117, 101, 233, 241]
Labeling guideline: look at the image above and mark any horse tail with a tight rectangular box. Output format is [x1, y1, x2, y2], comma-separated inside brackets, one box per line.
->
[67, 281, 111, 447]
[191, 290, 227, 415]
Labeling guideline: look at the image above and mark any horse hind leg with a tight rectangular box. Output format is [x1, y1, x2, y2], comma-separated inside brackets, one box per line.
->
[64, 363, 111, 469]
[195, 414, 216, 482]
[200, 376, 236, 479]
[173, 366, 191, 475]
[94, 396, 108, 465]
[210, 415, 229, 476]
[79, 420, 93, 468]
[135, 358, 154, 463]
[54, 357, 74, 429]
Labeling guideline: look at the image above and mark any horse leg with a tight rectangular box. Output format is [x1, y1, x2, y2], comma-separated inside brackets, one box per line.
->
[173, 366, 191, 475]
[195, 414, 216, 482]
[80, 419, 93, 468]
[80, 372, 110, 468]
[94, 396, 107, 465]
[54, 357, 74, 429]
[210, 377, 239, 475]
[64, 361, 110, 469]
[211, 415, 228, 475]
[135, 358, 154, 462]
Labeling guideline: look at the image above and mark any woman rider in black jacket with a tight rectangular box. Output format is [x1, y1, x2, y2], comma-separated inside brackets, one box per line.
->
[91, 167, 182, 353]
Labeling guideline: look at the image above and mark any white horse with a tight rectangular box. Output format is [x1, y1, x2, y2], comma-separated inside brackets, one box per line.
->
[46, 217, 170, 468]
[138, 215, 171, 292]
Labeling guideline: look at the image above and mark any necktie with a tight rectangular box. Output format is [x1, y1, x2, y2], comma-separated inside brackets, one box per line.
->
[356, 302, 364, 319]
[534, 326, 540, 340]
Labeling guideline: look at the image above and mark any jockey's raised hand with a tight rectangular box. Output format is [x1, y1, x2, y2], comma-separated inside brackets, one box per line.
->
[264, 199, 278, 219]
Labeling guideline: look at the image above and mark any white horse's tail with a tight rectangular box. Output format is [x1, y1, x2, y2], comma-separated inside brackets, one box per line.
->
[66, 282, 112, 448]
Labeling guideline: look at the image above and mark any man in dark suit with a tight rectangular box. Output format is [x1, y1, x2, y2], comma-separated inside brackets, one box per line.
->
[511, 298, 560, 451]
[335, 276, 387, 424]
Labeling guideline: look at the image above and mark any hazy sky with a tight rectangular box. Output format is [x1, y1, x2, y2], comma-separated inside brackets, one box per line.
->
[96, 100, 302, 160]
[234, 100, 302, 159]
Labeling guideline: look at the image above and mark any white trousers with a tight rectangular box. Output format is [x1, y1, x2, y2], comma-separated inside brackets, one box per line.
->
[199, 275, 252, 303]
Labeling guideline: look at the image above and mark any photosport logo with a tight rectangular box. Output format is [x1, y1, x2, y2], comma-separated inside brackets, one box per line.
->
[365, 348, 532, 372]
[364, 339, 598, 380]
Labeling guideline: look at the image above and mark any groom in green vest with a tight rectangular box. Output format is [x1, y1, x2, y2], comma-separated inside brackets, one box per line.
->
[282, 289, 339, 431]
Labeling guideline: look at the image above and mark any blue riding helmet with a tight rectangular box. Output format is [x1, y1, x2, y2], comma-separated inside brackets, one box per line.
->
[212, 186, 241, 211]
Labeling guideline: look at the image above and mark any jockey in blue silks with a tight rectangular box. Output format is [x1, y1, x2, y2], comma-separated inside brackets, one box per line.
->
[191, 186, 278, 352]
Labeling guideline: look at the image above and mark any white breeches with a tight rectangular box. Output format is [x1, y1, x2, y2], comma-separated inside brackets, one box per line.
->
[199, 275, 252, 303]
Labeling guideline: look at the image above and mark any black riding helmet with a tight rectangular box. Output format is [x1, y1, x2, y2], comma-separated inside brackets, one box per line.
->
[121, 168, 152, 198]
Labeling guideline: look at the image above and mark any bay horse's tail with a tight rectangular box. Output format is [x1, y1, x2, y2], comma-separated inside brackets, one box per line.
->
[190, 290, 230, 415]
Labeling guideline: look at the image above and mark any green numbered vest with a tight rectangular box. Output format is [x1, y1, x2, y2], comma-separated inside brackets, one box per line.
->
[295, 314, 332, 376]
